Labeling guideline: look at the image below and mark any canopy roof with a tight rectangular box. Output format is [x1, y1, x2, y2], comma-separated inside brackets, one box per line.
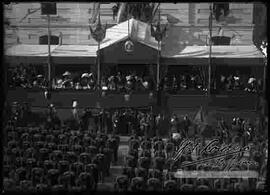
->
[163, 45, 265, 59]
[5, 44, 58, 57]
[51, 45, 97, 57]
[5, 19, 264, 66]
[162, 45, 265, 66]
[5, 44, 97, 57]
[100, 18, 159, 50]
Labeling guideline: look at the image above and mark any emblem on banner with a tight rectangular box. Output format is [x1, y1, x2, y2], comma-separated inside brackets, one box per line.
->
[125, 40, 134, 52]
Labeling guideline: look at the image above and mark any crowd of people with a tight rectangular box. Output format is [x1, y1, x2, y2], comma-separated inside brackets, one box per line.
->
[7, 64, 263, 94]
[7, 64, 48, 89]
[3, 101, 268, 192]
[160, 72, 263, 93]
[218, 72, 263, 93]
[3, 120, 120, 192]
[113, 116, 268, 192]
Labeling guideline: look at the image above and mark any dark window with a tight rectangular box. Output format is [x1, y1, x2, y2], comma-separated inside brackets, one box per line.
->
[213, 3, 229, 21]
[211, 36, 231, 45]
[39, 35, 59, 45]
[41, 3, 57, 15]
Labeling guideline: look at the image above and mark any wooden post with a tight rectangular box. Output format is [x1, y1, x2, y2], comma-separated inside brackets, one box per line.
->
[97, 42, 101, 89]
[208, 4, 213, 96]
[157, 41, 160, 89]
[47, 14, 51, 90]
[263, 58, 267, 98]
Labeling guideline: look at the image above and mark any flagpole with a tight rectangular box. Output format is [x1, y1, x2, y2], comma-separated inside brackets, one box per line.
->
[47, 14, 51, 90]
[263, 57, 267, 99]
[97, 41, 100, 89]
[157, 8, 161, 90]
[157, 41, 160, 90]
[208, 4, 213, 96]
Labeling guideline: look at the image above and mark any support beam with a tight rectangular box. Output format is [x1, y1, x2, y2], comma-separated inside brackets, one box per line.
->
[47, 14, 51, 90]
[97, 42, 101, 89]
[157, 41, 160, 89]
[208, 4, 213, 96]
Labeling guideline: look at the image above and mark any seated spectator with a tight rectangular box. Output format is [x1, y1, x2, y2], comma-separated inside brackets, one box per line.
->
[171, 75, 178, 93]
[179, 75, 187, 89]
[115, 175, 129, 192]
[245, 75, 257, 92]
[130, 177, 145, 191]
[108, 76, 117, 91]
[62, 71, 73, 89]
[162, 76, 170, 91]
[147, 177, 161, 191]
[220, 75, 227, 90]
[226, 74, 234, 90]
[233, 71, 242, 90]
[88, 73, 96, 90]
[80, 73, 89, 89]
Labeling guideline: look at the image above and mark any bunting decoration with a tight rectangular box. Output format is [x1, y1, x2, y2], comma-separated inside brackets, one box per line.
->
[151, 7, 168, 88]
[89, 11, 107, 89]
[89, 13, 107, 43]
[90, 3, 100, 24]
[150, 20, 167, 42]
[193, 106, 208, 134]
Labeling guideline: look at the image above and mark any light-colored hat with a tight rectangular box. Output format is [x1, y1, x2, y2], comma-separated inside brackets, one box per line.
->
[234, 76, 240, 80]
[72, 101, 78, 107]
[143, 81, 149, 88]
[63, 71, 71, 76]
[248, 78, 256, 84]
[108, 76, 114, 81]
[81, 73, 89, 78]
[57, 79, 63, 84]
[102, 86, 108, 90]
[126, 75, 132, 81]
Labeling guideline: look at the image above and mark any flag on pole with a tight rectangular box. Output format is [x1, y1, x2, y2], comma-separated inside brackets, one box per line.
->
[193, 106, 208, 133]
[90, 3, 100, 24]
[193, 106, 204, 124]
[116, 3, 127, 24]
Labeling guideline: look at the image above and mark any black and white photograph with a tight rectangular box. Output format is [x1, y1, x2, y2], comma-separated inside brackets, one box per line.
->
[2, 1, 268, 193]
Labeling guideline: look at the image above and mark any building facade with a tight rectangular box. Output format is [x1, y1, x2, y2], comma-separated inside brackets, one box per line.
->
[4, 2, 263, 49]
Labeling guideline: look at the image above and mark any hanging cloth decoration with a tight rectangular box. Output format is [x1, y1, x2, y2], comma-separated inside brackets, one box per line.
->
[89, 13, 107, 43]
[124, 6, 134, 53]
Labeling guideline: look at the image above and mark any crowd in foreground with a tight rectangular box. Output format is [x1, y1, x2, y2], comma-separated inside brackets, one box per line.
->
[8, 64, 263, 94]
[3, 102, 268, 192]
[4, 124, 121, 192]
[113, 113, 268, 192]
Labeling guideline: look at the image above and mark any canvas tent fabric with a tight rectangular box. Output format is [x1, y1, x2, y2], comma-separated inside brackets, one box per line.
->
[5, 44, 58, 57]
[5, 44, 97, 65]
[100, 18, 159, 50]
[50, 45, 97, 64]
[162, 45, 265, 59]
[51, 45, 97, 57]
[5, 44, 264, 66]
[5, 44, 97, 57]
[5, 19, 264, 66]
[5, 44, 59, 65]
[161, 45, 265, 66]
